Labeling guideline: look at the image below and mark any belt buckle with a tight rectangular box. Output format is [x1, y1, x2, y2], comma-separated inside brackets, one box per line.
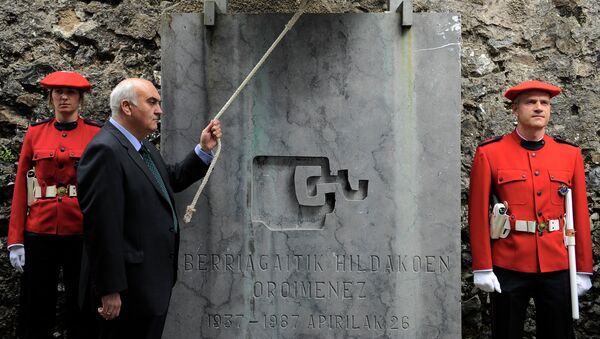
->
[537, 222, 547, 235]
[57, 186, 67, 197]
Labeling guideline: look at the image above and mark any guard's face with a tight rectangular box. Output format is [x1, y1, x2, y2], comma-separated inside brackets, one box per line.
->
[512, 90, 551, 131]
[51, 87, 81, 117]
[130, 82, 163, 137]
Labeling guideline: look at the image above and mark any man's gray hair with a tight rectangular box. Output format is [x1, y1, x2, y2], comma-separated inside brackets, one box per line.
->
[110, 79, 138, 117]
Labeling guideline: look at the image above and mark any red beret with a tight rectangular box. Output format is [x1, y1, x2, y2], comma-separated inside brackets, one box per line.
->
[504, 80, 561, 101]
[40, 71, 92, 92]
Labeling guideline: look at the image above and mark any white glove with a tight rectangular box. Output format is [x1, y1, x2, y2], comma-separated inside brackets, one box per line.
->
[9, 245, 25, 273]
[576, 273, 592, 296]
[474, 271, 501, 293]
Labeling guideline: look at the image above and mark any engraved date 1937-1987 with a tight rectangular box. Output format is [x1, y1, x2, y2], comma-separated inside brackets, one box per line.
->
[205, 313, 410, 331]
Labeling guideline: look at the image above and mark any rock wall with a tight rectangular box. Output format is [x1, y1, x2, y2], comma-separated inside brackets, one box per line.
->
[0, 0, 598, 338]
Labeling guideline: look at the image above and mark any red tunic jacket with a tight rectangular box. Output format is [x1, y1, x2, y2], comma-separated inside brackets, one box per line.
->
[8, 117, 101, 246]
[468, 130, 593, 273]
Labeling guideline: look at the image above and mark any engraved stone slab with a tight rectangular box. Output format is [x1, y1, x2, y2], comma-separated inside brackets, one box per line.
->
[161, 12, 461, 338]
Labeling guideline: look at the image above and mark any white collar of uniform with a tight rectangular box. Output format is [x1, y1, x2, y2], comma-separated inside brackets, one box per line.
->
[515, 128, 544, 142]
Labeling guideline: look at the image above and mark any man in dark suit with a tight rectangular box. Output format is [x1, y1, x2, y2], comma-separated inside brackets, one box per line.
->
[77, 78, 221, 339]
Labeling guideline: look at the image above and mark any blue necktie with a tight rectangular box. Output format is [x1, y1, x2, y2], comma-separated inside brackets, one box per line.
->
[139, 145, 178, 232]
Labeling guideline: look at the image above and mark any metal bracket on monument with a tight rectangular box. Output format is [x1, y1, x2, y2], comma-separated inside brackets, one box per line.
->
[204, 0, 227, 26]
[387, 0, 412, 27]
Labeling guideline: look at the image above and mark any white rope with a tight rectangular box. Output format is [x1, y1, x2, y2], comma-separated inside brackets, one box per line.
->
[184, 0, 311, 223]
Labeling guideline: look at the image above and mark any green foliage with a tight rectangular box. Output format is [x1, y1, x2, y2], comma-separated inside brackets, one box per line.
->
[0, 145, 17, 163]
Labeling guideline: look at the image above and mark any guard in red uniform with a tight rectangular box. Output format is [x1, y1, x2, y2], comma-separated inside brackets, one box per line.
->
[468, 80, 593, 339]
[7, 71, 102, 338]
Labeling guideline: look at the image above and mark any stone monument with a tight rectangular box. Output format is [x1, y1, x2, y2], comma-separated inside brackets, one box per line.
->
[161, 9, 461, 338]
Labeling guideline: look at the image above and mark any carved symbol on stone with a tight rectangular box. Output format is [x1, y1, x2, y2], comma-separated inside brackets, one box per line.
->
[251, 156, 368, 231]
[294, 166, 368, 207]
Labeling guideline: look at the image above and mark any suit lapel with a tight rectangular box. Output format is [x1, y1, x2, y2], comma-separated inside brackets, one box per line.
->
[105, 122, 173, 205]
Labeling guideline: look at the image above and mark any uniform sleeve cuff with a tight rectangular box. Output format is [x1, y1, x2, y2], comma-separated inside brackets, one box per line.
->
[7, 244, 24, 251]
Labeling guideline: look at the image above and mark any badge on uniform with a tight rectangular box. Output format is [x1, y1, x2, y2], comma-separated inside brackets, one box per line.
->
[558, 184, 569, 196]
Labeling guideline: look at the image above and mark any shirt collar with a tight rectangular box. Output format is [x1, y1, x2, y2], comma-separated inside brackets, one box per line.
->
[109, 117, 142, 151]
[515, 128, 544, 142]
[513, 129, 545, 151]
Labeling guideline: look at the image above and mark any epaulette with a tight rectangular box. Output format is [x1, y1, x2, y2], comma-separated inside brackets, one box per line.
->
[554, 137, 578, 148]
[84, 118, 104, 128]
[30, 118, 52, 127]
[478, 136, 503, 147]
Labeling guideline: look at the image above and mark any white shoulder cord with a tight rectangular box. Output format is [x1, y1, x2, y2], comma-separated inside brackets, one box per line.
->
[184, 0, 311, 223]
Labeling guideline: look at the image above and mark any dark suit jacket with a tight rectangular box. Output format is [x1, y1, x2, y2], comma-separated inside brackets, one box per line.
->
[77, 121, 208, 317]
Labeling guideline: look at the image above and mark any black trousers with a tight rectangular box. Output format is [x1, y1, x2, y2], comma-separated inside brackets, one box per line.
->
[98, 313, 167, 339]
[18, 232, 96, 339]
[491, 267, 575, 339]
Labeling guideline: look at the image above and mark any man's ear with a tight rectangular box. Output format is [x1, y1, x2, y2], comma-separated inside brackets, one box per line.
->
[511, 102, 518, 116]
[121, 100, 133, 116]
